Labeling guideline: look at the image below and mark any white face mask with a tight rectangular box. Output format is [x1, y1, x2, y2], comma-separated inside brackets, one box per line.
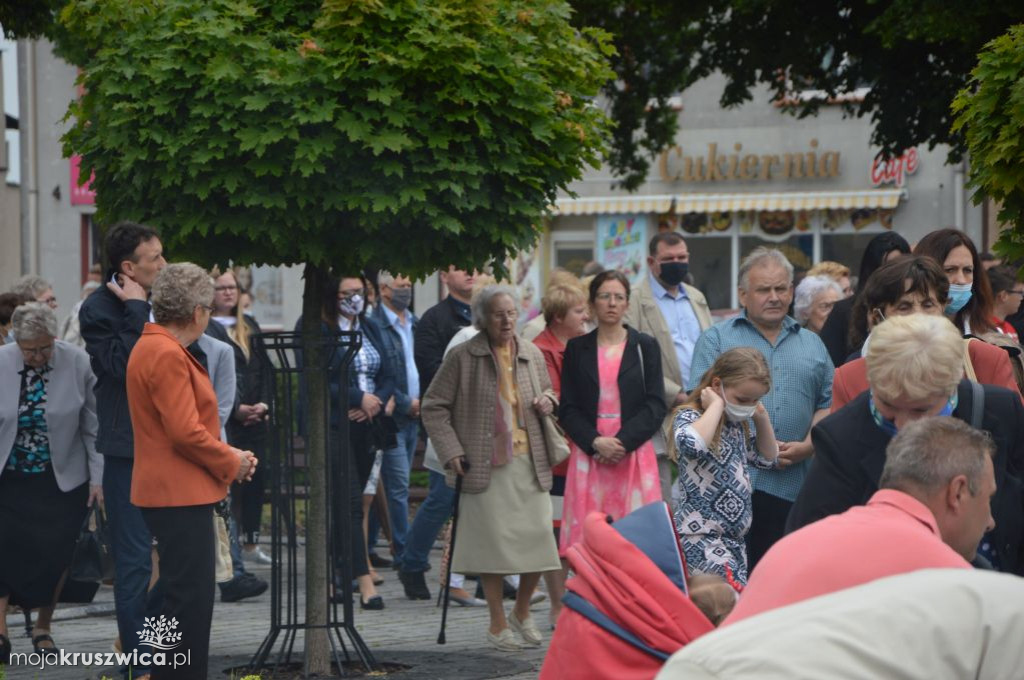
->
[720, 388, 757, 423]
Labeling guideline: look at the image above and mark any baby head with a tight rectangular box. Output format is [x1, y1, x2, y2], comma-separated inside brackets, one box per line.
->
[687, 572, 739, 626]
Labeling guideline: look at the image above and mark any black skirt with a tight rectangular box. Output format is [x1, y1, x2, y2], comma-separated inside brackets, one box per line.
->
[0, 467, 89, 608]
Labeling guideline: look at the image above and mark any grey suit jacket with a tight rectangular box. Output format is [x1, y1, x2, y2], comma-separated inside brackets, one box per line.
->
[624, 277, 713, 456]
[0, 340, 103, 490]
[196, 333, 237, 441]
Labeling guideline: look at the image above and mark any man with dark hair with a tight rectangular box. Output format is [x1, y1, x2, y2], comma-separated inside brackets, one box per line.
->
[79, 221, 166, 679]
[624, 232, 712, 502]
[398, 266, 476, 600]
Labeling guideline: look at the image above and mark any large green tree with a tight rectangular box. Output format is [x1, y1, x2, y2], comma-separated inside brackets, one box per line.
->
[573, 0, 1024, 189]
[60, 0, 611, 674]
[952, 24, 1024, 263]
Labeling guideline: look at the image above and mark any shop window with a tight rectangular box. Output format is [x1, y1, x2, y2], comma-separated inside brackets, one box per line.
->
[740, 234, 814, 276]
[551, 230, 594, 277]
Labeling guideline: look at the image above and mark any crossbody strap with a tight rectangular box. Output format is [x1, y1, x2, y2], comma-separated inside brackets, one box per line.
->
[970, 380, 985, 430]
[561, 591, 670, 661]
[636, 340, 646, 392]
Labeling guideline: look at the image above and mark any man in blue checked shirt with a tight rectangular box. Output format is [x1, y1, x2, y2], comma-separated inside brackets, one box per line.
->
[688, 247, 833, 569]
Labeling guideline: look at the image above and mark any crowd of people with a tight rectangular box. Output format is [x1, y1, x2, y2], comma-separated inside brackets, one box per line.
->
[1, 219, 1023, 676]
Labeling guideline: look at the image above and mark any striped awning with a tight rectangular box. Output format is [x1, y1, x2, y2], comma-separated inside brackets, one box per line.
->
[551, 194, 676, 215]
[552, 189, 904, 216]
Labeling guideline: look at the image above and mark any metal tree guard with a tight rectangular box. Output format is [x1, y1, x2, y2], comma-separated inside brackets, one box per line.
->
[249, 330, 377, 676]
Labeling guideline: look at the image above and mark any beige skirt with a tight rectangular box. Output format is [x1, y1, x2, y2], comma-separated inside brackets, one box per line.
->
[451, 451, 561, 575]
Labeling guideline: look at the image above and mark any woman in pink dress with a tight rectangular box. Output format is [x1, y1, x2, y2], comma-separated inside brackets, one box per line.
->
[558, 271, 666, 554]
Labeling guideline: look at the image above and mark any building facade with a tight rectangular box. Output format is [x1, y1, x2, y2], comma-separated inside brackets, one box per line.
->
[546, 75, 986, 312]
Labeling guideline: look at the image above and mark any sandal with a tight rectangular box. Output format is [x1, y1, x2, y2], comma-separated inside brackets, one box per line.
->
[32, 633, 59, 655]
[1, 633, 11, 665]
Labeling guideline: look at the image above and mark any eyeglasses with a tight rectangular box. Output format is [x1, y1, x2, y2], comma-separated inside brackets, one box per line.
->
[197, 303, 215, 313]
[1010, 289, 1024, 298]
[338, 289, 365, 299]
[18, 343, 54, 358]
[41, 296, 57, 308]
[595, 292, 627, 303]
[214, 285, 238, 292]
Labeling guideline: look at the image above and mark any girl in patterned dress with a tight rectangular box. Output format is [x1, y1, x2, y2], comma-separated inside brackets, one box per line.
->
[673, 348, 779, 586]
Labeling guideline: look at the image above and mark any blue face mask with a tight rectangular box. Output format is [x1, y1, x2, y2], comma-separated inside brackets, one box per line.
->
[945, 283, 973, 315]
[869, 392, 958, 436]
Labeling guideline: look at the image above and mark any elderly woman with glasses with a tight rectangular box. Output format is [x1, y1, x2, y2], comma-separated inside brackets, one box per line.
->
[793, 275, 844, 335]
[422, 284, 562, 652]
[0, 303, 103, 664]
[126, 263, 257, 680]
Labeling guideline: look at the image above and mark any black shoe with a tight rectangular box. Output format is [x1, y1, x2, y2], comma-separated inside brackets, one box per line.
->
[0, 633, 11, 665]
[360, 595, 385, 610]
[32, 634, 60, 655]
[398, 570, 431, 600]
[368, 553, 393, 568]
[220, 573, 269, 602]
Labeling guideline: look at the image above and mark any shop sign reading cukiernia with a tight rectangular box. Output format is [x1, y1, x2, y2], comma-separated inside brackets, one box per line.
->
[658, 139, 841, 183]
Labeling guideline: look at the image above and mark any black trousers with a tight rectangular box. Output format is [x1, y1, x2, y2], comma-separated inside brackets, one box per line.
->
[745, 491, 793, 571]
[330, 423, 373, 581]
[231, 438, 267, 544]
[142, 504, 216, 680]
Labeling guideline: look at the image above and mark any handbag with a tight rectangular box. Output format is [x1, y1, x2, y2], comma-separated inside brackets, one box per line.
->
[527, 359, 571, 467]
[60, 506, 114, 603]
[214, 513, 234, 584]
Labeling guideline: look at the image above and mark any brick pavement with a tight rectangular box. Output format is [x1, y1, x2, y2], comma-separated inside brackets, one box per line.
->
[2, 546, 553, 679]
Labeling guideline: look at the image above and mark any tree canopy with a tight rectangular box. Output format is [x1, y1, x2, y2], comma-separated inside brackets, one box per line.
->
[573, 0, 1024, 189]
[60, 0, 612, 276]
[1, 0, 63, 38]
[952, 24, 1024, 262]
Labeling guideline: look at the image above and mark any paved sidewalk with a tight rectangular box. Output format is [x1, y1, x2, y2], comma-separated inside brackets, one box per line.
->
[3, 546, 553, 679]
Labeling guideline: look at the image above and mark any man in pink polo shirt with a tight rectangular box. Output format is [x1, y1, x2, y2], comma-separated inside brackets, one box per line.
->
[724, 416, 995, 625]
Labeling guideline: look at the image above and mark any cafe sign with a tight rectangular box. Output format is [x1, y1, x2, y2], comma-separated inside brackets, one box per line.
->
[658, 139, 841, 183]
[870, 148, 919, 187]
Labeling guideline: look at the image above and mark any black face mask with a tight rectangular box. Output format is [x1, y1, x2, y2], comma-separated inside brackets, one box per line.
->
[659, 261, 689, 287]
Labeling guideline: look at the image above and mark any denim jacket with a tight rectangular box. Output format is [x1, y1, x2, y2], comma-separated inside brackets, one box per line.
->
[370, 304, 419, 428]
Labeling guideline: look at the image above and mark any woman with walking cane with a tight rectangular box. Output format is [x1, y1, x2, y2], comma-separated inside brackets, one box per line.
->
[422, 285, 561, 652]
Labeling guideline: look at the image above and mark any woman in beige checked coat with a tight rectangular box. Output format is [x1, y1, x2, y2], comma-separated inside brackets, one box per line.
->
[422, 285, 561, 652]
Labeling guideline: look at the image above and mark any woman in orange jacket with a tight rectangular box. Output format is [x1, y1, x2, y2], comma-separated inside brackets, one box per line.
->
[127, 263, 257, 680]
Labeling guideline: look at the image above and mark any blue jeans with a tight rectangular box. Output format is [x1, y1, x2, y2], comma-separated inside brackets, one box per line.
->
[227, 505, 245, 579]
[374, 421, 419, 563]
[103, 456, 164, 676]
[400, 470, 455, 573]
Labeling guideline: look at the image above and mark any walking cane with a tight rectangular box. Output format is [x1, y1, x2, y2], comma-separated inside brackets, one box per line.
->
[437, 460, 469, 645]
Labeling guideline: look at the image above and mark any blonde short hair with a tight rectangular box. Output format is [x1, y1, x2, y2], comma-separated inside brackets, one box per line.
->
[865, 314, 963, 402]
[807, 261, 851, 281]
[152, 263, 215, 324]
[542, 282, 586, 324]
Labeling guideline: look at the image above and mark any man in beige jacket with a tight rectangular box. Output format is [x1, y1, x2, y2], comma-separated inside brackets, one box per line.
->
[624, 232, 712, 502]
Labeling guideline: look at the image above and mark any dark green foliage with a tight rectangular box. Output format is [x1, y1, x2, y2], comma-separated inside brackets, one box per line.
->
[573, 0, 1024, 189]
[60, 0, 612, 276]
[952, 25, 1024, 265]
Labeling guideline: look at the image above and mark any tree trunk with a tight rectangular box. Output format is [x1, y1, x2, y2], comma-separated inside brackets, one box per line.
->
[301, 262, 331, 675]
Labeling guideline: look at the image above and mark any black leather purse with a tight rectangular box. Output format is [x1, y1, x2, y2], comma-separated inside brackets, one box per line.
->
[60, 506, 115, 603]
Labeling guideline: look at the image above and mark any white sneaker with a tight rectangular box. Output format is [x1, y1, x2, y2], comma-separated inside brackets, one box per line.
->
[486, 627, 527, 652]
[241, 547, 272, 565]
[508, 610, 543, 647]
